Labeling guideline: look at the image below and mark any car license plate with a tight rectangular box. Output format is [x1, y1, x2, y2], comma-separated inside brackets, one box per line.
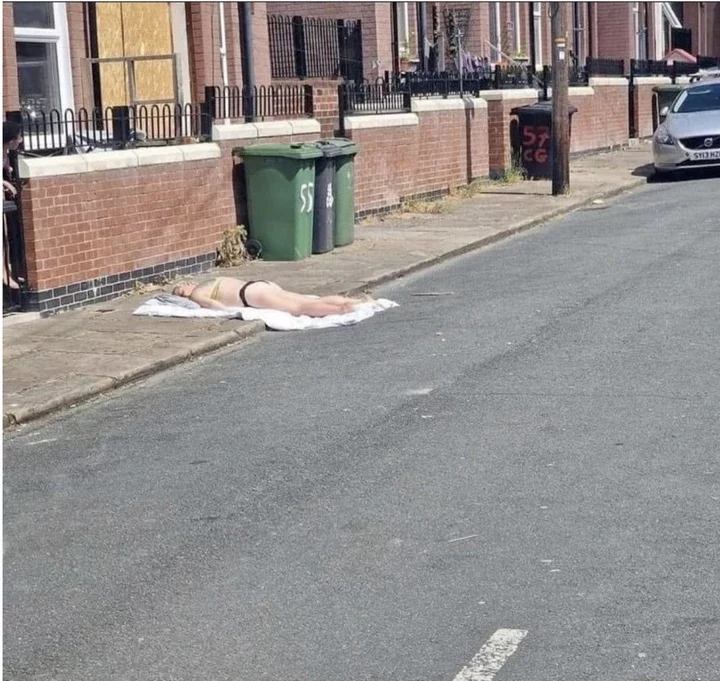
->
[689, 149, 720, 161]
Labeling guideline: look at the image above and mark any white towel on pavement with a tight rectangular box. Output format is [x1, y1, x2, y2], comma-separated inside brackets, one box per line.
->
[133, 294, 398, 331]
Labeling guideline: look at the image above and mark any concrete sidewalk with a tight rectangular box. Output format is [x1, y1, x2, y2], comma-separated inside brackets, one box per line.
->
[3, 145, 653, 427]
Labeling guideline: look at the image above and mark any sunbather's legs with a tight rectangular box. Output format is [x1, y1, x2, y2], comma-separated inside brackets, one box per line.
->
[243, 282, 361, 317]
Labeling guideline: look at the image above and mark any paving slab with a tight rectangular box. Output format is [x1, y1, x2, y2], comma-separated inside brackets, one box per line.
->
[2, 145, 653, 427]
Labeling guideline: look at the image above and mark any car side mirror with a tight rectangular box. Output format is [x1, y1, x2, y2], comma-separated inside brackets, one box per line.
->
[660, 106, 670, 118]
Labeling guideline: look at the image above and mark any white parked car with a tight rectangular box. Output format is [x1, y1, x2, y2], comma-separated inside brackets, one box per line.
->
[653, 72, 720, 178]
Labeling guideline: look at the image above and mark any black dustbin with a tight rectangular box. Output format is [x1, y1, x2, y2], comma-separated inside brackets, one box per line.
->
[511, 101, 578, 180]
[311, 140, 344, 254]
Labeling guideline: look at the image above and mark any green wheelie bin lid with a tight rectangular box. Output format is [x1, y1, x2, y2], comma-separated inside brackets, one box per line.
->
[233, 143, 323, 160]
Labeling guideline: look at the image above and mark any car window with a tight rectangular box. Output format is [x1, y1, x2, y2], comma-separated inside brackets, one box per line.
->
[672, 84, 720, 114]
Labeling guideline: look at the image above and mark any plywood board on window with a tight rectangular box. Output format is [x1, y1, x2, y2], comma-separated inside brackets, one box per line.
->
[120, 2, 175, 104]
[96, 2, 128, 108]
[94, 2, 175, 108]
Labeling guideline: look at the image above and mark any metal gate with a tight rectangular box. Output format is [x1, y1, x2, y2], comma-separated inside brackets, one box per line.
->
[268, 15, 363, 82]
[339, 19, 363, 83]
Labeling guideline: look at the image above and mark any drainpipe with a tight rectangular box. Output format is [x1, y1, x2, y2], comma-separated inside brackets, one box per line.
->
[239, 1, 255, 121]
[417, 2, 427, 72]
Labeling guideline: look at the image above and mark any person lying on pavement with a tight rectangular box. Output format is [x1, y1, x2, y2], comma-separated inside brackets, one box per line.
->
[172, 277, 372, 318]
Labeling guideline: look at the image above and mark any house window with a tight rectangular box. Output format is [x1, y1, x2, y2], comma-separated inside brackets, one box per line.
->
[398, 2, 411, 58]
[14, 2, 74, 114]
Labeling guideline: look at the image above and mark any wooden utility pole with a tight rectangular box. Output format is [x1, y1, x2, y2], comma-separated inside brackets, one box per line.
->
[550, 3, 570, 195]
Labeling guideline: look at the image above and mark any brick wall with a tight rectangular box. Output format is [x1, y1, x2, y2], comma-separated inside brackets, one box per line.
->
[19, 150, 235, 304]
[187, 2, 223, 103]
[17, 125, 321, 312]
[250, 2, 272, 86]
[66, 3, 90, 111]
[632, 77, 669, 139]
[596, 2, 633, 61]
[568, 80, 630, 152]
[345, 100, 489, 214]
[3, 2, 19, 111]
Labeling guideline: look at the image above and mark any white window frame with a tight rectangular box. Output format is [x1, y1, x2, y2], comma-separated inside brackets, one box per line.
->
[533, 2, 544, 69]
[14, 2, 75, 112]
[398, 2, 411, 58]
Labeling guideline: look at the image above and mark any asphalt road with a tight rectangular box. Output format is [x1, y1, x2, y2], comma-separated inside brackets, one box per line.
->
[5, 173, 720, 681]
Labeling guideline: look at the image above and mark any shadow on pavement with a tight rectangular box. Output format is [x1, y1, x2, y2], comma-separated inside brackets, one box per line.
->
[645, 166, 720, 184]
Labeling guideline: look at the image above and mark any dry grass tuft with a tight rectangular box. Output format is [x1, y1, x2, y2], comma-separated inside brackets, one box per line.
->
[216, 225, 249, 267]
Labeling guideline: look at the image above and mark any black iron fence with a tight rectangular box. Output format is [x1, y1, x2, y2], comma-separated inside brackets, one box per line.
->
[7, 103, 211, 155]
[340, 65, 537, 116]
[631, 56, 720, 82]
[586, 57, 626, 77]
[339, 80, 411, 117]
[268, 15, 363, 82]
[205, 84, 313, 122]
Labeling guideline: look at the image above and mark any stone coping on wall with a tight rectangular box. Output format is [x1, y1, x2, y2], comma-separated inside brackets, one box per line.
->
[18, 143, 222, 179]
[410, 96, 488, 112]
[546, 86, 595, 97]
[632, 76, 674, 85]
[588, 76, 630, 86]
[478, 88, 539, 101]
[344, 113, 419, 130]
[211, 119, 321, 140]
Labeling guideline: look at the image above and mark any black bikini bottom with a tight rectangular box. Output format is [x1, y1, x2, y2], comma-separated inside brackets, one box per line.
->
[239, 280, 268, 307]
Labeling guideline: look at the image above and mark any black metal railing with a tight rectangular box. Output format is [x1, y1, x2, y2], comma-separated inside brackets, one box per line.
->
[340, 64, 538, 116]
[696, 54, 720, 70]
[205, 84, 313, 122]
[340, 79, 411, 116]
[268, 15, 363, 82]
[389, 71, 492, 98]
[631, 56, 719, 82]
[539, 62, 589, 99]
[586, 57, 626, 77]
[8, 103, 211, 155]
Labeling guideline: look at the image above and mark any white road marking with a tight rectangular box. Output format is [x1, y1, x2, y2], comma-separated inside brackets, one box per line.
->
[452, 628, 528, 681]
[26, 438, 57, 446]
[406, 388, 433, 396]
[447, 534, 478, 544]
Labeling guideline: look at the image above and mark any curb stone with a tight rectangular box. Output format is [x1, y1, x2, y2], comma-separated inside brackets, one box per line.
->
[4, 177, 647, 429]
[3, 322, 264, 429]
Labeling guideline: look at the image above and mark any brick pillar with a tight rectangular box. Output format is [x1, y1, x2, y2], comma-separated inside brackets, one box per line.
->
[66, 3, 90, 111]
[3, 2, 19, 111]
[187, 2, 221, 103]
[481, 90, 538, 177]
[361, 3, 393, 80]
[312, 82, 341, 137]
[225, 2, 243, 86]
[249, 2, 272, 86]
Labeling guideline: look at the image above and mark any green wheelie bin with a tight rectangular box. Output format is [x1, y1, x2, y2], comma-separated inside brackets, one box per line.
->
[235, 143, 322, 261]
[322, 139, 359, 248]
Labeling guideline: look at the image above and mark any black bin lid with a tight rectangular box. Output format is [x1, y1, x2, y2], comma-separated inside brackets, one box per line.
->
[511, 100, 579, 116]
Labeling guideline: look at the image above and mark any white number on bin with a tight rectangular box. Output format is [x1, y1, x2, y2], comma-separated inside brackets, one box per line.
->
[300, 182, 315, 213]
